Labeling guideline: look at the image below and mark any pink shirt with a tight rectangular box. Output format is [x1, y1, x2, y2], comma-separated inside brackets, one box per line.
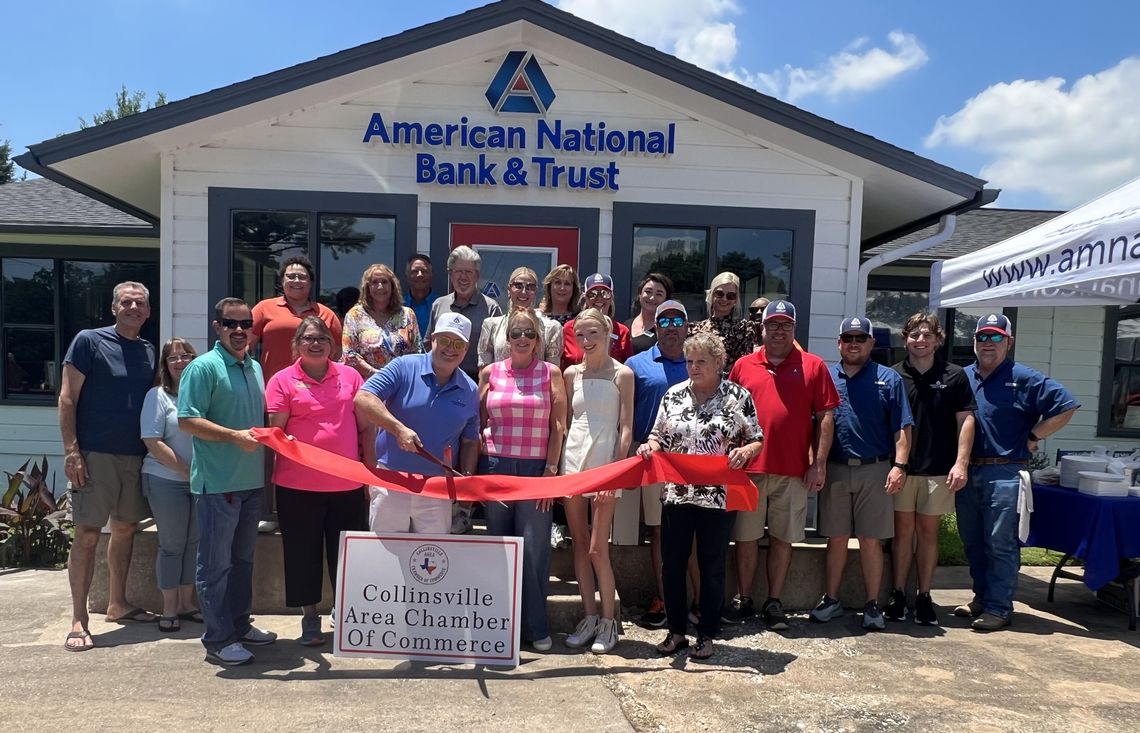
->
[265, 360, 364, 491]
[483, 358, 552, 460]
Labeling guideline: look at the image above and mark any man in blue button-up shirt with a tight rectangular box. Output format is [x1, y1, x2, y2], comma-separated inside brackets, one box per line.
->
[810, 316, 913, 631]
[957, 313, 1078, 631]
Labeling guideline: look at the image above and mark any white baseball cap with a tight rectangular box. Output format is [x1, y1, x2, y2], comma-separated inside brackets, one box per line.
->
[433, 313, 472, 342]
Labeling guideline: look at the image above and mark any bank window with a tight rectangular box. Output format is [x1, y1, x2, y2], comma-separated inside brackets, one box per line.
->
[318, 215, 395, 318]
[717, 228, 793, 306]
[631, 226, 708, 317]
[1102, 306, 1140, 435]
[1, 255, 158, 402]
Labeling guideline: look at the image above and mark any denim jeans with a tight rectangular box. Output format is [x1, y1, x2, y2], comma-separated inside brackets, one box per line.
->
[479, 454, 552, 643]
[955, 464, 1021, 619]
[142, 473, 198, 589]
[196, 488, 262, 652]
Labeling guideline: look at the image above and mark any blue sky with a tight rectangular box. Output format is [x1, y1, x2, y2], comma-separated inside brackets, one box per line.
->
[4, 0, 1138, 209]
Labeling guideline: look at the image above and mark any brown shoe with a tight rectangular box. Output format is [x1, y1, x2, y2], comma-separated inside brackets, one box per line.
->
[953, 600, 983, 618]
[971, 612, 1010, 632]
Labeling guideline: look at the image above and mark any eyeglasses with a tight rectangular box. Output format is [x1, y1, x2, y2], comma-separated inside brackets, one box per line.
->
[840, 334, 870, 344]
[449, 268, 478, 278]
[713, 290, 738, 301]
[656, 316, 686, 329]
[508, 328, 538, 340]
[369, 278, 392, 288]
[283, 273, 310, 281]
[165, 353, 194, 363]
[509, 281, 538, 292]
[300, 335, 332, 345]
[765, 322, 795, 333]
[585, 289, 612, 301]
[220, 318, 254, 330]
[975, 333, 1007, 343]
[434, 334, 468, 350]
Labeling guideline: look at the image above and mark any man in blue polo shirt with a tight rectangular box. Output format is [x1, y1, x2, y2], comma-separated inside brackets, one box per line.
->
[617, 299, 690, 627]
[355, 312, 481, 534]
[811, 316, 913, 631]
[957, 313, 1078, 631]
[402, 254, 438, 340]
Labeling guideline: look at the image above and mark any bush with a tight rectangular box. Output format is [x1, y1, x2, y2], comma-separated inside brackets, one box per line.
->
[0, 457, 72, 568]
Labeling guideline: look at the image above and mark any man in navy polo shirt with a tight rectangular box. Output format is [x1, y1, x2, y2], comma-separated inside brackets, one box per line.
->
[811, 316, 913, 630]
[957, 314, 1078, 631]
[402, 254, 437, 340]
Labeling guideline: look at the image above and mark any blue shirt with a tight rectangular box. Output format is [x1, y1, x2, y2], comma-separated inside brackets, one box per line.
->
[829, 360, 914, 461]
[965, 359, 1079, 460]
[626, 344, 689, 443]
[361, 352, 479, 475]
[404, 290, 438, 340]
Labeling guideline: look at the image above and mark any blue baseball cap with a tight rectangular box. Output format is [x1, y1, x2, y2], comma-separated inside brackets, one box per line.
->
[763, 299, 796, 322]
[583, 273, 613, 291]
[838, 316, 872, 336]
[975, 313, 1013, 337]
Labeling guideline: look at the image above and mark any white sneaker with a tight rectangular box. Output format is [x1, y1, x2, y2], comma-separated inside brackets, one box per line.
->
[329, 606, 336, 629]
[531, 636, 553, 652]
[240, 626, 278, 646]
[257, 520, 278, 533]
[206, 642, 253, 666]
[590, 617, 618, 654]
[565, 614, 599, 649]
[550, 524, 571, 549]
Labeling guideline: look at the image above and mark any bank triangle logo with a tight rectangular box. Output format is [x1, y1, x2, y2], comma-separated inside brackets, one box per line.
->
[485, 51, 556, 114]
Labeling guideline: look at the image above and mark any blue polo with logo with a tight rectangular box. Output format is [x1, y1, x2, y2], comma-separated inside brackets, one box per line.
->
[965, 359, 1079, 460]
[626, 344, 689, 443]
[361, 352, 479, 475]
[829, 360, 913, 461]
[404, 290, 438, 340]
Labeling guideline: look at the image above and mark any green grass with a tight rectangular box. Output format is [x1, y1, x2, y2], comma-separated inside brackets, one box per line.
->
[937, 513, 1070, 567]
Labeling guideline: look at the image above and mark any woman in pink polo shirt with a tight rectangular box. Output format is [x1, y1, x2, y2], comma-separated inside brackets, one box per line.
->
[265, 316, 374, 646]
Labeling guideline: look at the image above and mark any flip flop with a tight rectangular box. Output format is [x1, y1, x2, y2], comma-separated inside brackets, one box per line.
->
[106, 607, 157, 624]
[64, 630, 94, 652]
[158, 616, 181, 633]
[655, 633, 689, 655]
[691, 636, 715, 660]
[177, 610, 204, 623]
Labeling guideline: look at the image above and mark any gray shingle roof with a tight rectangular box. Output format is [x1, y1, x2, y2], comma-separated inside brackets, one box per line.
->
[0, 178, 153, 231]
[863, 207, 1063, 261]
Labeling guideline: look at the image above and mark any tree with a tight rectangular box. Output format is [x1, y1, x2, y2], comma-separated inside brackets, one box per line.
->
[79, 85, 168, 129]
[0, 139, 15, 184]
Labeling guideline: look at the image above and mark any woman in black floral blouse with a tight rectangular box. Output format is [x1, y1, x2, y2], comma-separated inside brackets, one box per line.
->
[638, 331, 763, 660]
[689, 272, 754, 372]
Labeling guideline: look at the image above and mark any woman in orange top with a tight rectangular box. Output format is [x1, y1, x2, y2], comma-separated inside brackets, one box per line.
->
[250, 255, 343, 379]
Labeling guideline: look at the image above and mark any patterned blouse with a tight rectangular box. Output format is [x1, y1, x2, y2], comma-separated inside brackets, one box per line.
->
[546, 312, 575, 326]
[477, 311, 563, 368]
[342, 303, 422, 372]
[689, 316, 754, 372]
[648, 378, 763, 510]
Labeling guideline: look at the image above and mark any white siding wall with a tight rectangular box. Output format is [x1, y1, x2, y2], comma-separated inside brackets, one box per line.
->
[0, 406, 65, 480]
[162, 48, 857, 356]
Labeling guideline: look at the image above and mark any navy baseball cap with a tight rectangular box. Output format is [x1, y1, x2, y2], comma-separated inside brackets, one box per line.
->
[838, 316, 872, 336]
[975, 313, 1013, 336]
[763, 299, 796, 322]
[583, 273, 613, 291]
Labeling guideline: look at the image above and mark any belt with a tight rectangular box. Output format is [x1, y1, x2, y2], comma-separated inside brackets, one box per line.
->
[969, 457, 1028, 466]
[830, 455, 891, 467]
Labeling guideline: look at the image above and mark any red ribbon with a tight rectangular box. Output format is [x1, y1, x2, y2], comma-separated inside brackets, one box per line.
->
[252, 427, 757, 511]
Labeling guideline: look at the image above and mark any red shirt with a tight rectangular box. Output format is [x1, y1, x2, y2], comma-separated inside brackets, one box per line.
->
[251, 297, 343, 379]
[729, 346, 839, 477]
[561, 318, 631, 370]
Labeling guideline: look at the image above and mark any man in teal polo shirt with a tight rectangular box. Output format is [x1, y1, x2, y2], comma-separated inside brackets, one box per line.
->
[178, 297, 277, 666]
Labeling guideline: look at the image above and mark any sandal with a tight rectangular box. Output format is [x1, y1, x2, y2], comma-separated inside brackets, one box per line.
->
[691, 636, 715, 660]
[655, 632, 689, 655]
[64, 630, 94, 652]
[158, 615, 181, 633]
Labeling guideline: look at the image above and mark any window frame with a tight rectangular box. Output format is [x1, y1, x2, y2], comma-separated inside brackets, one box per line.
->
[1098, 304, 1140, 438]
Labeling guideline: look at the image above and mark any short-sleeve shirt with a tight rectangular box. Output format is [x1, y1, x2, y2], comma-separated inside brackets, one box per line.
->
[561, 318, 632, 370]
[966, 359, 1080, 461]
[251, 297, 343, 379]
[63, 326, 156, 456]
[893, 356, 976, 475]
[426, 292, 503, 378]
[265, 360, 364, 492]
[730, 346, 839, 477]
[140, 387, 194, 482]
[342, 303, 422, 372]
[177, 342, 265, 494]
[626, 344, 689, 443]
[829, 360, 914, 461]
[649, 379, 764, 510]
[404, 290, 438, 340]
[360, 353, 479, 475]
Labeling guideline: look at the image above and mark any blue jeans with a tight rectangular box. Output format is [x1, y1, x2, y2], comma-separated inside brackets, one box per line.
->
[142, 473, 198, 589]
[955, 464, 1021, 619]
[479, 454, 552, 642]
[195, 488, 262, 652]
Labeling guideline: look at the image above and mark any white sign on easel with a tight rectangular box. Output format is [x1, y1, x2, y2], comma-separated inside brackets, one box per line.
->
[333, 531, 523, 667]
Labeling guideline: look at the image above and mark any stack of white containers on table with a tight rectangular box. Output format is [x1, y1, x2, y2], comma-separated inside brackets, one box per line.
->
[1060, 455, 1107, 488]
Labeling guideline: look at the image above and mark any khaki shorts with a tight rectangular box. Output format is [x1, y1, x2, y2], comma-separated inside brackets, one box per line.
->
[731, 475, 807, 543]
[69, 451, 149, 527]
[612, 442, 664, 545]
[819, 462, 894, 539]
[894, 475, 955, 516]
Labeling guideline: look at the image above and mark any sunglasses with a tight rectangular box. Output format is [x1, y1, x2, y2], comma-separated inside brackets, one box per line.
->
[713, 290, 738, 301]
[300, 335, 331, 345]
[975, 333, 1007, 343]
[656, 316, 686, 329]
[585, 289, 612, 300]
[434, 334, 468, 350]
[283, 272, 310, 281]
[840, 334, 870, 344]
[509, 281, 538, 292]
[220, 318, 254, 330]
[508, 328, 538, 340]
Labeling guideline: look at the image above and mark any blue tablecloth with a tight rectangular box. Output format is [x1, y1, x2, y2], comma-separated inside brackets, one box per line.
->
[1024, 484, 1140, 590]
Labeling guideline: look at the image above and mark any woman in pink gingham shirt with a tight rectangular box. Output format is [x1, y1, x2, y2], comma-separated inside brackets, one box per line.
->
[478, 307, 567, 652]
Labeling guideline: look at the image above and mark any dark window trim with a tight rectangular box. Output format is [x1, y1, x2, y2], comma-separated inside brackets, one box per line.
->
[1098, 305, 1140, 438]
[207, 187, 417, 344]
[611, 202, 815, 333]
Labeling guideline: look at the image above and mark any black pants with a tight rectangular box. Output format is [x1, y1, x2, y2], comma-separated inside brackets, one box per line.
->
[276, 485, 368, 608]
[662, 503, 734, 639]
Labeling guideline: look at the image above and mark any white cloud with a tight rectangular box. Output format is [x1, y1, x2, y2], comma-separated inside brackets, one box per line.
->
[556, 0, 925, 102]
[926, 58, 1140, 208]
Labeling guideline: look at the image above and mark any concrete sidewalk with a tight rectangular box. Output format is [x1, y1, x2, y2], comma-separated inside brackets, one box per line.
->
[1, 566, 1137, 732]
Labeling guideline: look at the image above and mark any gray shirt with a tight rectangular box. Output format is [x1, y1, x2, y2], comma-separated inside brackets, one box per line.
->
[140, 386, 194, 482]
[427, 292, 503, 378]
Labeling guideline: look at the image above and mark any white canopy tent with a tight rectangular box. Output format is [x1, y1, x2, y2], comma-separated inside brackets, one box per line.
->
[930, 176, 1140, 309]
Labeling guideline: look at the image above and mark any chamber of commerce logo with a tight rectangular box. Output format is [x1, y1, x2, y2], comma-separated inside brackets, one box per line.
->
[485, 51, 556, 114]
[409, 544, 449, 585]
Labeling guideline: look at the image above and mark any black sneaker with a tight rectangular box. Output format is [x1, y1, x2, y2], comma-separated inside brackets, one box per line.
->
[914, 592, 939, 626]
[721, 595, 755, 624]
[641, 597, 667, 628]
[761, 598, 789, 631]
[884, 588, 908, 622]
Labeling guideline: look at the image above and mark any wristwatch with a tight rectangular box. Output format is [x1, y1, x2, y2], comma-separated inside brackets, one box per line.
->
[891, 461, 910, 472]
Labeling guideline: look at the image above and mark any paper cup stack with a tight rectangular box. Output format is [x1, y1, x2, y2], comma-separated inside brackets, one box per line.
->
[1060, 455, 1108, 488]
[1077, 471, 1129, 497]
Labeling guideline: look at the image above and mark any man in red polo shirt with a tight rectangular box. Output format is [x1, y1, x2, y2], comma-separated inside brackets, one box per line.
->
[726, 300, 839, 629]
